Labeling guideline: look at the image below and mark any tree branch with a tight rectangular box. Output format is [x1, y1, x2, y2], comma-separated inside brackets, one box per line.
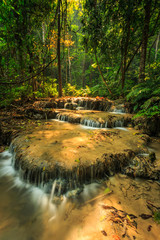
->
[95, 52, 112, 95]
[0, 55, 57, 85]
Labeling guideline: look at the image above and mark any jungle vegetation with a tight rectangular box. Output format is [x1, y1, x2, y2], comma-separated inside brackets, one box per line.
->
[0, 0, 160, 117]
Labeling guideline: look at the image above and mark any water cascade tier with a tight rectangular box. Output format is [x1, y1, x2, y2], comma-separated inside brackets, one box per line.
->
[22, 97, 160, 136]
[25, 108, 133, 129]
[11, 121, 159, 196]
[55, 110, 131, 128]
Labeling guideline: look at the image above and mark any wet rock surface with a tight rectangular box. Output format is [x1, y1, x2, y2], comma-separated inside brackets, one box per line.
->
[10, 120, 159, 195]
[0, 97, 160, 195]
[124, 155, 160, 180]
[0, 97, 160, 240]
[56, 109, 133, 128]
[133, 115, 160, 136]
[23, 97, 160, 136]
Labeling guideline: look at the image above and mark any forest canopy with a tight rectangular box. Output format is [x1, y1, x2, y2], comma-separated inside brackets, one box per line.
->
[0, 0, 160, 117]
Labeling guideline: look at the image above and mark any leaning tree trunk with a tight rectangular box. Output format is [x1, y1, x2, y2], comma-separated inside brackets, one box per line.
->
[95, 52, 112, 95]
[139, 0, 151, 83]
[57, 0, 62, 97]
[42, 22, 46, 93]
[82, 50, 86, 88]
[121, 19, 130, 89]
[155, 32, 160, 61]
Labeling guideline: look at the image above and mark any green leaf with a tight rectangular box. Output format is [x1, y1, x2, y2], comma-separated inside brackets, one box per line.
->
[104, 187, 110, 194]
[75, 159, 80, 163]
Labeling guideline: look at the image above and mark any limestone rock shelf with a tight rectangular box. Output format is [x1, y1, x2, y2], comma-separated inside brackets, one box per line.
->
[10, 120, 159, 196]
[56, 110, 132, 128]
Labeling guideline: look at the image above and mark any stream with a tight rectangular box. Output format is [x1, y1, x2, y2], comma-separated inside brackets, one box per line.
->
[0, 150, 102, 240]
[0, 112, 159, 240]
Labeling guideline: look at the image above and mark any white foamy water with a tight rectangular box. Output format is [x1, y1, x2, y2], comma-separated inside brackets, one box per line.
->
[0, 150, 102, 240]
[80, 125, 101, 130]
[114, 127, 129, 131]
[111, 111, 125, 114]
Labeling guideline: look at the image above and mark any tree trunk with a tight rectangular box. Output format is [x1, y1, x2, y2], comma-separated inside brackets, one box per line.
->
[155, 32, 160, 61]
[121, 19, 130, 89]
[42, 22, 46, 93]
[139, 0, 151, 82]
[66, 56, 68, 83]
[57, 0, 62, 97]
[27, 46, 36, 99]
[95, 52, 112, 95]
[68, 46, 72, 84]
[82, 50, 86, 88]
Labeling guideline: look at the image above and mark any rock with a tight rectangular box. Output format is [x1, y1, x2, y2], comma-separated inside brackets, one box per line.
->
[149, 152, 156, 163]
[64, 103, 78, 110]
[57, 100, 65, 108]
[10, 122, 151, 196]
[44, 101, 57, 108]
[133, 116, 160, 136]
[25, 108, 56, 120]
[124, 156, 160, 180]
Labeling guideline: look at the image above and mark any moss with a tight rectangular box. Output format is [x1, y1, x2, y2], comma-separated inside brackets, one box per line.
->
[154, 211, 160, 224]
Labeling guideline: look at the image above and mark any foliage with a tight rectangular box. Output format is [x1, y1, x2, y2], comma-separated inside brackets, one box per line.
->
[154, 211, 160, 224]
[127, 80, 160, 117]
[62, 83, 91, 97]
[0, 0, 160, 120]
[37, 78, 58, 98]
[90, 84, 108, 97]
[62, 83, 77, 96]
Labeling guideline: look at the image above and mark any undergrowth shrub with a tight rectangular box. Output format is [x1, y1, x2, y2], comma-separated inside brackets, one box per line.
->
[127, 79, 160, 117]
[63, 83, 91, 96]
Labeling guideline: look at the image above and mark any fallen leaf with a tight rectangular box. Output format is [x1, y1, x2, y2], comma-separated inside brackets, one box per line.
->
[112, 235, 120, 240]
[102, 205, 115, 210]
[75, 159, 80, 163]
[100, 215, 106, 222]
[101, 230, 107, 236]
[139, 214, 152, 220]
[127, 214, 132, 222]
[104, 187, 111, 194]
[147, 225, 152, 232]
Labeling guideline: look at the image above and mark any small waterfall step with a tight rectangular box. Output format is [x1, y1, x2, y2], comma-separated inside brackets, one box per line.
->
[55, 110, 131, 129]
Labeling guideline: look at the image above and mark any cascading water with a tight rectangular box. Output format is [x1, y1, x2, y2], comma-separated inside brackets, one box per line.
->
[0, 149, 104, 240]
[1, 147, 104, 200]
[56, 114, 68, 122]
[54, 114, 128, 131]
[50, 180, 57, 203]
[114, 119, 124, 127]
[110, 104, 125, 114]
[80, 118, 107, 129]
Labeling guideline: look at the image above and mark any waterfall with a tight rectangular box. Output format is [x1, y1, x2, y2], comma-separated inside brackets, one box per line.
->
[110, 104, 125, 114]
[105, 121, 108, 128]
[56, 114, 68, 122]
[81, 119, 104, 129]
[91, 165, 94, 183]
[55, 114, 127, 131]
[49, 180, 57, 204]
[114, 120, 124, 127]
[58, 181, 62, 196]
